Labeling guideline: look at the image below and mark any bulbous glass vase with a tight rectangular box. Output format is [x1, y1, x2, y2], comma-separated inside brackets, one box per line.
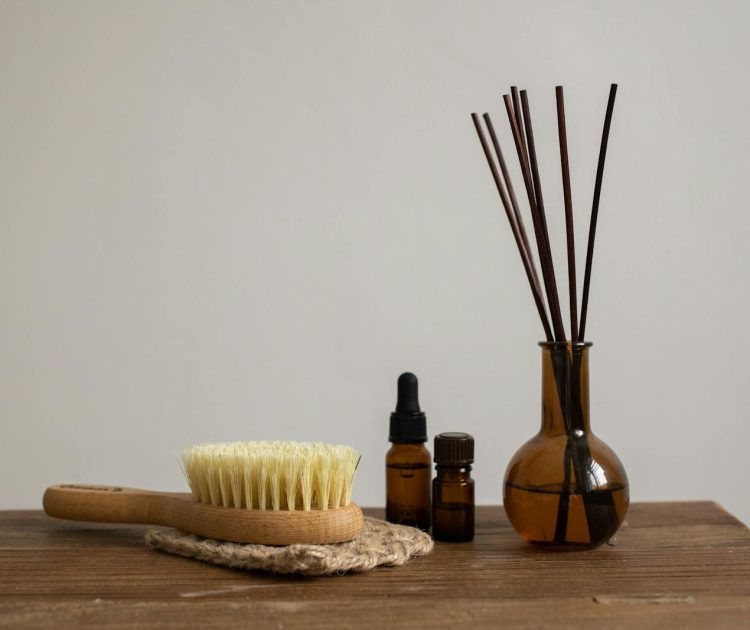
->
[503, 342, 629, 548]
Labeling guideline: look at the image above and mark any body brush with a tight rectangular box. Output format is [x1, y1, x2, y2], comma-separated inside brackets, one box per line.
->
[43, 441, 363, 545]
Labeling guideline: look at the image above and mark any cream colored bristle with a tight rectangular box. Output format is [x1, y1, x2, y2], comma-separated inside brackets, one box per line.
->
[181, 441, 360, 511]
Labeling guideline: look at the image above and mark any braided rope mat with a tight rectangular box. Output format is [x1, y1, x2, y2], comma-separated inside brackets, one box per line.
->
[146, 517, 434, 576]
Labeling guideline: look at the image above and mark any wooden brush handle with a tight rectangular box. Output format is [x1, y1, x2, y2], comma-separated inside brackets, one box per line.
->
[43, 484, 365, 545]
[43, 484, 179, 525]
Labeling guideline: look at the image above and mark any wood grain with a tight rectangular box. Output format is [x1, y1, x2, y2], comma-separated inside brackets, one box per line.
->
[42, 485, 364, 545]
[1, 502, 749, 629]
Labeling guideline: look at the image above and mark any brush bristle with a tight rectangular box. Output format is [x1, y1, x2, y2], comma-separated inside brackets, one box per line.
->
[181, 441, 360, 511]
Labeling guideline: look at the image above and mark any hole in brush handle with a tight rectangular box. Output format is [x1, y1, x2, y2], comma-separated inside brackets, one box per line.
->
[58, 484, 125, 492]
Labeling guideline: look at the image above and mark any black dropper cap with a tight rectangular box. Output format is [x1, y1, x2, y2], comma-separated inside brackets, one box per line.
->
[388, 372, 427, 444]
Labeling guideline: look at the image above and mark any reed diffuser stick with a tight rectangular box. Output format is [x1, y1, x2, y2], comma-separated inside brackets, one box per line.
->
[502, 95, 562, 341]
[483, 113, 544, 307]
[510, 86, 530, 176]
[555, 86, 578, 342]
[519, 91, 566, 341]
[471, 114, 554, 341]
[579, 84, 618, 341]
[502, 95, 535, 203]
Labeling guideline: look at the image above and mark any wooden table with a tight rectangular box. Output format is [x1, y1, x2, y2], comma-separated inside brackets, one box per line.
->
[1, 502, 748, 628]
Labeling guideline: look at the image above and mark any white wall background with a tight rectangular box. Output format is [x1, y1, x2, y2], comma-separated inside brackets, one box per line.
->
[2, 0, 749, 526]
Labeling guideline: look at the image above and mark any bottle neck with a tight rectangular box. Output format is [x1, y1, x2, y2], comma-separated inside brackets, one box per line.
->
[390, 441, 427, 450]
[435, 465, 472, 481]
[540, 343, 590, 435]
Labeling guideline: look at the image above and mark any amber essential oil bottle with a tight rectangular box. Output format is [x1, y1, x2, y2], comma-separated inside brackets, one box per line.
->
[385, 373, 431, 531]
[432, 432, 475, 542]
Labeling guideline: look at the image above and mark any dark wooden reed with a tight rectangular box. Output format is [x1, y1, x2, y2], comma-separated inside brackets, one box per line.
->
[502, 95, 534, 199]
[482, 113, 544, 305]
[519, 90, 566, 342]
[471, 113, 554, 342]
[501, 95, 561, 342]
[510, 86, 530, 175]
[578, 84, 618, 341]
[555, 86, 578, 343]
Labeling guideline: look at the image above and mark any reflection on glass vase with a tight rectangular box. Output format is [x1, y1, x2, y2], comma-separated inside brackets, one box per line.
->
[503, 342, 629, 548]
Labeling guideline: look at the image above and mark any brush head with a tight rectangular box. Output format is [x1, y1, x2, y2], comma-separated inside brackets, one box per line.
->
[181, 441, 360, 512]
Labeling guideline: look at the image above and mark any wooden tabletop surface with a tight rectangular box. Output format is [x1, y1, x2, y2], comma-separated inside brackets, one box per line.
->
[1, 502, 749, 628]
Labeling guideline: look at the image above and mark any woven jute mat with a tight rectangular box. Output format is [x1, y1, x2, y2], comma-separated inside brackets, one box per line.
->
[146, 517, 434, 576]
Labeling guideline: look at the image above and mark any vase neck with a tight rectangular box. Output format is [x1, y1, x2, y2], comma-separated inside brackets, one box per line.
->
[540, 344, 591, 435]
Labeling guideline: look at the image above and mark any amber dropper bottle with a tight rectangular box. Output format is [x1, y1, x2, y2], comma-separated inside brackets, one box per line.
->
[385, 372, 431, 531]
[432, 432, 475, 542]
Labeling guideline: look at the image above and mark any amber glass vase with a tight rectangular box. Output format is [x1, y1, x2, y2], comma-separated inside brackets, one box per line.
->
[503, 342, 629, 548]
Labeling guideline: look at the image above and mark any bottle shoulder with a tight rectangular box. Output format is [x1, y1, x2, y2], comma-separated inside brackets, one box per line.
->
[386, 442, 432, 465]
